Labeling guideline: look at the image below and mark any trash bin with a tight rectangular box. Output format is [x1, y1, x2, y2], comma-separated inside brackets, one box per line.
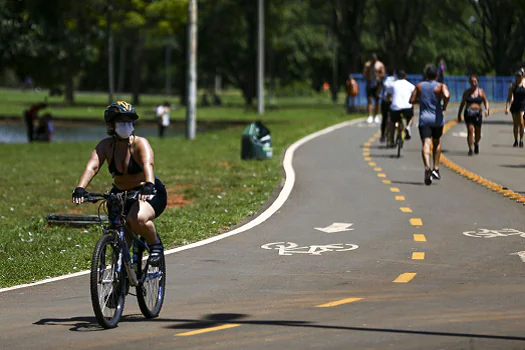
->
[241, 121, 273, 160]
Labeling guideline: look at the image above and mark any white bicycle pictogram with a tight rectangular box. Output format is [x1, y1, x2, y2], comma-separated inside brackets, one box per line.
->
[261, 242, 359, 256]
[462, 228, 525, 239]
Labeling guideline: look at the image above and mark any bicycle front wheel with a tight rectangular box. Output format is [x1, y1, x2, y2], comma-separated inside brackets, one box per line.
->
[90, 234, 126, 329]
[136, 242, 166, 318]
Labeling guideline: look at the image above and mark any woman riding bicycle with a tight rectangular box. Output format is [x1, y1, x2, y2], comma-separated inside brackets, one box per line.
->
[71, 101, 167, 266]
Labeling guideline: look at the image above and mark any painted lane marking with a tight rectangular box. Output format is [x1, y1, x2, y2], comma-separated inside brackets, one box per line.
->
[374, 167, 383, 172]
[382, 180, 392, 184]
[390, 187, 400, 192]
[410, 218, 423, 226]
[363, 152, 370, 157]
[441, 118, 525, 206]
[510, 251, 525, 262]
[316, 297, 363, 308]
[462, 228, 525, 238]
[395, 196, 405, 201]
[261, 242, 359, 256]
[393, 273, 417, 283]
[314, 223, 354, 233]
[413, 234, 427, 242]
[364, 157, 371, 161]
[175, 324, 241, 337]
[1, 117, 368, 293]
[400, 207, 413, 213]
[378, 173, 387, 178]
[368, 162, 377, 166]
[412, 252, 425, 260]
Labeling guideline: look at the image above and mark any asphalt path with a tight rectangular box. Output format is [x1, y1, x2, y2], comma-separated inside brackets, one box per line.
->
[2, 108, 525, 349]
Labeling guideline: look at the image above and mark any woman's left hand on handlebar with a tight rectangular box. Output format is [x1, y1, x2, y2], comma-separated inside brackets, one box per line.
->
[139, 182, 156, 201]
[72, 187, 87, 204]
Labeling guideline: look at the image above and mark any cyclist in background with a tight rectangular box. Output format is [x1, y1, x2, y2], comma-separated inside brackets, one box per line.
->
[387, 70, 415, 142]
[378, 69, 396, 143]
[505, 70, 525, 148]
[457, 74, 490, 155]
[71, 101, 167, 266]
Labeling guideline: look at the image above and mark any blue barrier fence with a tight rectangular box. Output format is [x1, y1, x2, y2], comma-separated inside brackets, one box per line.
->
[348, 74, 513, 106]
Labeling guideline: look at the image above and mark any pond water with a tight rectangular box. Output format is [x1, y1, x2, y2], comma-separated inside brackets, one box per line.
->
[0, 122, 186, 143]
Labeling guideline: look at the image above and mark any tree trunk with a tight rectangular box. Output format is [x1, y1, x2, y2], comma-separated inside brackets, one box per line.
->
[117, 43, 126, 93]
[64, 59, 75, 105]
[131, 34, 144, 105]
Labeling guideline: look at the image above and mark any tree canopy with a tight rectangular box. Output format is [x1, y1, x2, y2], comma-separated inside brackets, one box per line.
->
[1, 0, 523, 105]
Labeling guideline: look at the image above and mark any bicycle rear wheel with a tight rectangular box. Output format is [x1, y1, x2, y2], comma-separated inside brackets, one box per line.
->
[396, 126, 404, 158]
[136, 241, 166, 318]
[90, 234, 126, 329]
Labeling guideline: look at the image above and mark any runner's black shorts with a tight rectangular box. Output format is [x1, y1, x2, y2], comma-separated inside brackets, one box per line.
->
[464, 108, 482, 126]
[390, 108, 414, 124]
[418, 125, 444, 140]
[366, 85, 380, 99]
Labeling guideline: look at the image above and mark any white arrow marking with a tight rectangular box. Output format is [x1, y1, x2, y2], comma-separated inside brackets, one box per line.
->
[510, 251, 525, 262]
[314, 223, 354, 233]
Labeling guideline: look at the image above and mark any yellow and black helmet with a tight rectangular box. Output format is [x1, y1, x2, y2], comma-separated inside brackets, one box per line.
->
[104, 101, 139, 123]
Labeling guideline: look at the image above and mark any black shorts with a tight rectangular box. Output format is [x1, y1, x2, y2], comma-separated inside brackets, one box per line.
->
[464, 108, 482, 126]
[366, 85, 380, 99]
[419, 125, 444, 140]
[390, 108, 414, 124]
[510, 103, 525, 113]
[110, 177, 167, 218]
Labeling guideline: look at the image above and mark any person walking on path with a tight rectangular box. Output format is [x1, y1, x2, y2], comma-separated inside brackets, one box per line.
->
[436, 56, 446, 83]
[505, 70, 525, 148]
[409, 65, 450, 186]
[363, 53, 385, 124]
[457, 74, 490, 156]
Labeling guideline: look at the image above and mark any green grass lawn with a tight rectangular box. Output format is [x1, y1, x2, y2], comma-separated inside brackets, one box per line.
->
[0, 88, 363, 288]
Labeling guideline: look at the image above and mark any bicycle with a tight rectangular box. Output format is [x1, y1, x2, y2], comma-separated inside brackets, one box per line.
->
[82, 190, 166, 329]
[394, 118, 405, 158]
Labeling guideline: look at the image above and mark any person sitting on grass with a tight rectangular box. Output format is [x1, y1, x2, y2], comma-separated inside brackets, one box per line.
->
[71, 101, 167, 266]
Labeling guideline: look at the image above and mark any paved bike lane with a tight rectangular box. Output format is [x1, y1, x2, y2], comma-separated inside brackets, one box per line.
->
[1, 112, 525, 349]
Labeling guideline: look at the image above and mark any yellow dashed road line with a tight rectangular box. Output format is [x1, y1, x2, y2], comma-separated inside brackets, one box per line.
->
[377, 173, 386, 178]
[412, 252, 425, 260]
[413, 234, 427, 242]
[390, 187, 400, 192]
[393, 273, 417, 283]
[395, 196, 405, 201]
[400, 207, 413, 213]
[410, 218, 423, 226]
[316, 297, 364, 308]
[382, 180, 392, 184]
[175, 324, 241, 337]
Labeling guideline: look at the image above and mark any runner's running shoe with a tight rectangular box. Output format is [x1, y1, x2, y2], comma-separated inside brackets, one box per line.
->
[424, 168, 432, 186]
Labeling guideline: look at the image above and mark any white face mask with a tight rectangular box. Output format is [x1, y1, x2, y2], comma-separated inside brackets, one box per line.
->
[115, 122, 134, 138]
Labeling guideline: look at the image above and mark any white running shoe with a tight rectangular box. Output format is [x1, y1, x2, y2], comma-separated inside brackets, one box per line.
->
[374, 115, 381, 123]
[366, 116, 374, 124]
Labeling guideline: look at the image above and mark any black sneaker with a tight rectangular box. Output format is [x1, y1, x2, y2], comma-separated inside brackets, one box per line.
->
[431, 168, 441, 180]
[468, 149, 473, 156]
[514, 140, 519, 147]
[520, 141, 524, 148]
[474, 143, 479, 154]
[148, 243, 164, 267]
[424, 168, 433, 186]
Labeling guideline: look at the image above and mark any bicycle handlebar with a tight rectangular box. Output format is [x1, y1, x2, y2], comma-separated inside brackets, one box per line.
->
[83, 190, 140, 203]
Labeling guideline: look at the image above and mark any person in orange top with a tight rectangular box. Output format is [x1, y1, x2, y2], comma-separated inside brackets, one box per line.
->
[345, 74, 359, 113]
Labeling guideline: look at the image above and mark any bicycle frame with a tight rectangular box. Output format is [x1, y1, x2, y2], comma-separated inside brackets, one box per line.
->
[88, 191, 153, 287]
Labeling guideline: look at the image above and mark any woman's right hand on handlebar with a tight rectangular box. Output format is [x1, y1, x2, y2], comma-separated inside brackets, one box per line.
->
[72, 187, 87, 204]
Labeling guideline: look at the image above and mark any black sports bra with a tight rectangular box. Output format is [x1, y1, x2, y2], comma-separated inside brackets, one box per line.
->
[466, 89, 483, 105]
[108, 141, 143, 177]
